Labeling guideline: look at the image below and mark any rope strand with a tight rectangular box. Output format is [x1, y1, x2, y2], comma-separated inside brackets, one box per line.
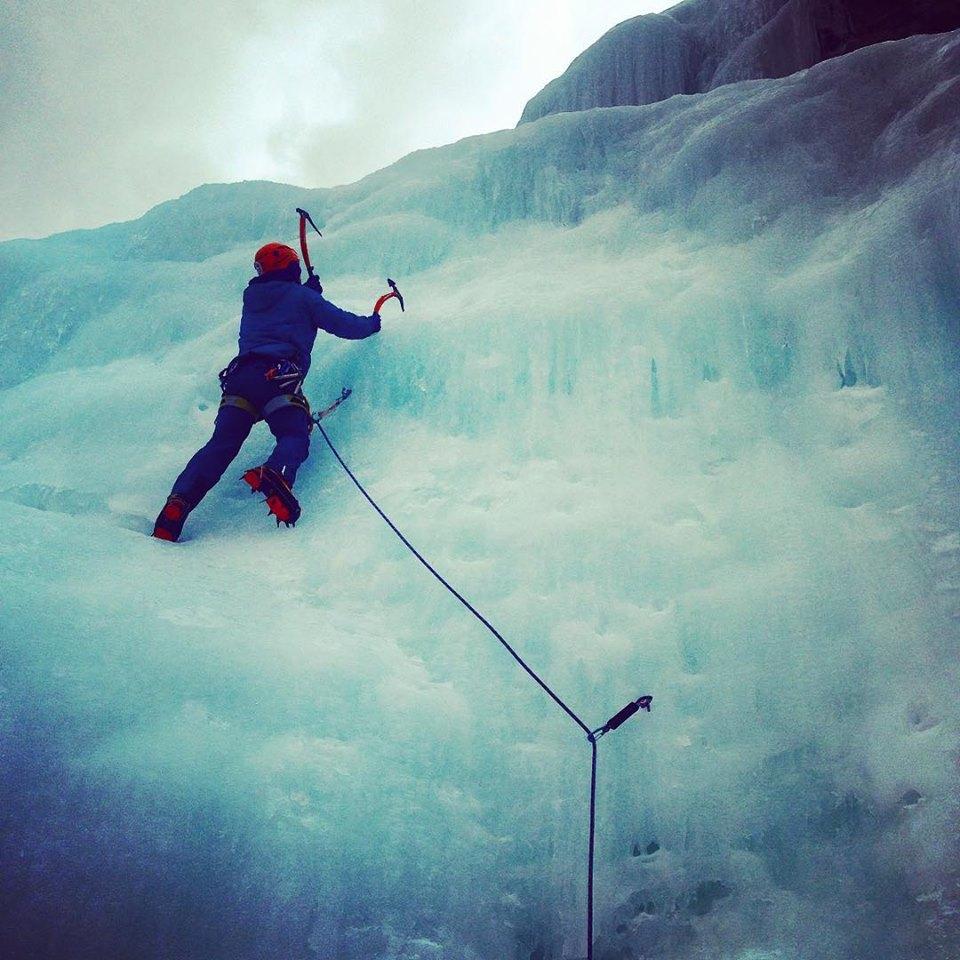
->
[588, 738, 598, 959]
[316, 423, 591, 737]
[315, 422, 631, 959]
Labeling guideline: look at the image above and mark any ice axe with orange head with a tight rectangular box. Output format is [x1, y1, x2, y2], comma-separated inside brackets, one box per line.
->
[295, 206, 323, 285]
[373, 278, 405, 316]
[295, 206, 405, 315]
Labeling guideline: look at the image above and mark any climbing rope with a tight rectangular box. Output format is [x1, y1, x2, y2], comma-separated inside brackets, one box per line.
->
[316, 422, 591, 735]
[316, 420, 651, 960]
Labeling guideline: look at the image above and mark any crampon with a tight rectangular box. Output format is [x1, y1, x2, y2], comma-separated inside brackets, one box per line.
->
[152, 495, 192, 542]
[241, 465, 302, 527]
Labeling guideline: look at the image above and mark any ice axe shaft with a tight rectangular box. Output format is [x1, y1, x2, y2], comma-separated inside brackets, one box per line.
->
[295, 207, 322, 277]
[373, 278, 405, 315]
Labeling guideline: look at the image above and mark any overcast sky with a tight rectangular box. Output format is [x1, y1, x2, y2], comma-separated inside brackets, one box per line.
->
[0, 1, 672, 241]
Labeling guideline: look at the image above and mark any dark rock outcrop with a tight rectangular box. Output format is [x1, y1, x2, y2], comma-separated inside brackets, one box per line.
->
[519, 0, 960, 124]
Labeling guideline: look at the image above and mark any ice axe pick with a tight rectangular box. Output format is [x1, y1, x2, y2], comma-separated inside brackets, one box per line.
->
[373, 278, 405, 315]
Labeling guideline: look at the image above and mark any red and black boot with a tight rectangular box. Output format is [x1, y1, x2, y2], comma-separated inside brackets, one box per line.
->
[241, 465, 301, 527]
[152, 494, 192, 542]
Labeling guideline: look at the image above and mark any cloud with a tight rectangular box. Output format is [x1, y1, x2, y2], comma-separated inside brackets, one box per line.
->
[0, 0, 667, 240]
[1, 0, 253, 237]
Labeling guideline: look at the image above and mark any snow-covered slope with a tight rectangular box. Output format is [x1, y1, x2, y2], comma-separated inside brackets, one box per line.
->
[1, 28, 959, 960]
[519, 0, 960, 124]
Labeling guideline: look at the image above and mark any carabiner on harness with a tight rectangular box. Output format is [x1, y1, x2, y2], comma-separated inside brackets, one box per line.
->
[264, 359, 303, 390]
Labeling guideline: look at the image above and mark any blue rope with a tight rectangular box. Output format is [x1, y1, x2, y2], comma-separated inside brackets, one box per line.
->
[315, 422, 657, 960]
[316, 422, 591, 737]
[588, 738, 598, 959]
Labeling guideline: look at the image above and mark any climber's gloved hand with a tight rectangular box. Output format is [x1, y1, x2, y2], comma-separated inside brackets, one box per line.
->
[304, 273, 323, 293]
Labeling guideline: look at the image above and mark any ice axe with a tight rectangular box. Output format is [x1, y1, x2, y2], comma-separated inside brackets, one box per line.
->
[295, 206, 323, 282]
[373, 278, 405, 315]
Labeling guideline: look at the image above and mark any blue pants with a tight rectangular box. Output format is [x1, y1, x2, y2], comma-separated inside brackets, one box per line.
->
[171, 357, 310, 507]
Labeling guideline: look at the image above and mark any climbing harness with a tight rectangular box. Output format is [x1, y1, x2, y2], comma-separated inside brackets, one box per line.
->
[262, 392, 310, 419]
[315, 419, 652, 960]
[219, 354, 303, 391]
[219, 391, 311, 423]
[218, 356, 244, 385]
[217, 355, 311, 425]
[218, 394, 260, 420]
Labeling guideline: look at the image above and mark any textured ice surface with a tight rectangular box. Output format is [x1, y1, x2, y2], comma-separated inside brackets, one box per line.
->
[1, 29, 959, 960]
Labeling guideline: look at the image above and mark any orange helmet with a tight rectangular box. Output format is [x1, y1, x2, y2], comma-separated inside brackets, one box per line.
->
[254, 242, 300, 276]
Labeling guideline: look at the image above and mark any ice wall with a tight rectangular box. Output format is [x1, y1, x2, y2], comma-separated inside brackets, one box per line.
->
[518, 0, 960, 124]
[0, 28, 959, 960]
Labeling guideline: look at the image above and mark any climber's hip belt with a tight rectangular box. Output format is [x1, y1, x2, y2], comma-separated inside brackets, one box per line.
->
[216, 354, 312, 428]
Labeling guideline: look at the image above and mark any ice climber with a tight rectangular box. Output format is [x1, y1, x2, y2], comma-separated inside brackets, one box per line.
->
[152, 242, 381, 542]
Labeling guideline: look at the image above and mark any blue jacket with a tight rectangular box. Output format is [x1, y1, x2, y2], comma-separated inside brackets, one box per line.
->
[237, 275, 380, 375]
